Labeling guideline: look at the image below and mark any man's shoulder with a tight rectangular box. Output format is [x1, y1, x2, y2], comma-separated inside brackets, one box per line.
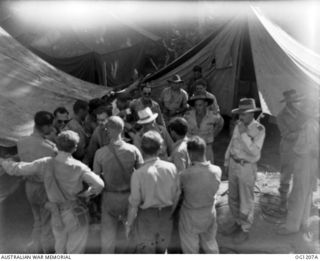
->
[180, 88, 188, 96]
[252, 120, 265, 132]
[157, 159, 177, 171]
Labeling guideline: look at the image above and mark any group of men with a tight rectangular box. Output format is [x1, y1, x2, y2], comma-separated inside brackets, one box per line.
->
[0, 64, 318, 254]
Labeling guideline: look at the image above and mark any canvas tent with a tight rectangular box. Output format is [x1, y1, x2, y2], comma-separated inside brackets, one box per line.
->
[0, 26, 108, 147]
[146, 5, 320, 116]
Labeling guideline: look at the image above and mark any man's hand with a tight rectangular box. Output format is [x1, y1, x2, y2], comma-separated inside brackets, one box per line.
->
[238, 121, 247, 134]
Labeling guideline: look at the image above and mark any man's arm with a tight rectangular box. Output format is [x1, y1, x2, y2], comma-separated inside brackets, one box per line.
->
[1, 158, 47, 178]
[79, 165, 105, 197]
[84, 129, 99, 167]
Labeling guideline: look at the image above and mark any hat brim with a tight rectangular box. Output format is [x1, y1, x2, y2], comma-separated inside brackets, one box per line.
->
[137, 113, 158, 124]
[231, 108, 261, 114]
[188, 97, 213, 106]
[168, 79, 183, 84]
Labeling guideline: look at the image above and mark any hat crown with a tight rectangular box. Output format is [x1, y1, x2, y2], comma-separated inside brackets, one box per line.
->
[137, 107, 153, 120]
[238, 98, 257, 110]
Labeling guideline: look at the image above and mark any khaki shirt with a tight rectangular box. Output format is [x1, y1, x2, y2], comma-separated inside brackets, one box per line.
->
[225, 119, 265, 165]
[181, 161, 221, 209]
[160, 87, 188, 113]
[170, 137, 191, 173]
[17, 128, 57, 183]
[93, 140, 143, 192]
[184, 109, 220, 144]
[2, 152, 104, 203]
[129, 157, 180, 209]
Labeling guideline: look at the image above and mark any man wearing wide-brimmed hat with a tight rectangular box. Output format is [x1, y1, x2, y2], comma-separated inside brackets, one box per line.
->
[160, 74, 189, 124]
[278, 96, 319, 235]
[184, 91, 221, 164]
[224, 98, 265, 243]
[131, 107, 173, 160]
[276, 89, 304, 210]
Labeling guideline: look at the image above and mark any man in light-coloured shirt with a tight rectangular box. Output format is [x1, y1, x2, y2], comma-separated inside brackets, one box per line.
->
[66, 100, 89, 161]
[17, 111, 58, 253]
[168, 117, 190, 173]
[179, 136, 221, 253]
[184, 92, 221, 163]
[277, 97, 319, 235]
[126, 131, 180, 253]
[93, 116, 143, 253]
[224, 98, 265, 243]
[1, 131, 104, 253]
[160, 74, 189, 124]
[276, 89, 304, 210]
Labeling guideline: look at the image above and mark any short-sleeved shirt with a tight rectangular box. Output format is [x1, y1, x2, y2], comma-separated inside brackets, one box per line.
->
[93, 140, 143, 192]
[130, 98, 165, 126]
[170, 137, 190, 173]
[17, 129, 58, 183]
[184, 109, 220, 144]
[129, 157, 180, 209]
[2, 152, 104, 203]
[160, 87, 188, 113]
[181, 161, 221, 209]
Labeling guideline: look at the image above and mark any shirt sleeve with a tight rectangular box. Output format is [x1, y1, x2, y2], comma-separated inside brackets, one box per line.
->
[93, 150, 102, 175]
[134, 148, 144, 169]
[171, 151, 187, 173]
[240, 125, 265, 157]
[2, 158, 47, 178]
[181, 91, 189, 109]
[128, 170, 142, 208]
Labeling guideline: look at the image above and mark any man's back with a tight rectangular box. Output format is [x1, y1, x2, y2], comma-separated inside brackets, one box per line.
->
[93, 140, 143, 192]
[181, 161, 221, 209]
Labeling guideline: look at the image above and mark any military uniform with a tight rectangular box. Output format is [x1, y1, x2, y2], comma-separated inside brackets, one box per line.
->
[17, 129, 57, 253]
[225, 119, 265, 232]
[184, 109, 220, 163]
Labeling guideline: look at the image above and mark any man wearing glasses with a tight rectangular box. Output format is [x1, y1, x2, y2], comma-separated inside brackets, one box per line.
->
[53, 107, 70, 135]
[130, 82, 165, 127]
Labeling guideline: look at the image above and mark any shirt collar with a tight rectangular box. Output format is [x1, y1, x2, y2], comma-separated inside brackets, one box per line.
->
[247, 119, 256, 130]
[191, 160, 210, 167]
[143, 156, 159, 164]
[173, 137, 188, 150]
[56, 151, 73, 161]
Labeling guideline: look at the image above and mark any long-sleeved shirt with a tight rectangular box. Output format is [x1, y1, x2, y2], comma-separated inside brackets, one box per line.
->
[129, 157, 180, 209]
[170, 137, 190, 173]
[225, 119, 265, 165]
[93, 140, 143, 192]
[180, 161, 221, 209]
[2, 152, 104, 203]
[17, 128, 58, 183]
[184, 109, 220, 144]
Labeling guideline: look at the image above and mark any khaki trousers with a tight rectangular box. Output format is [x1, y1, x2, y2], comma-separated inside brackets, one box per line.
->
[228, 158, 257, 232]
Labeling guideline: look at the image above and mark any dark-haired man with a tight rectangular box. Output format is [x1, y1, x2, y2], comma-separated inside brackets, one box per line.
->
[53, 107, 69, 135]
[16, 111, 58, 253]
[179, 136, 221, 253]
[1, 130, 104, 253]
[186, 65, 209, 97]
[66, 100, 89, 161]
[168, 117, 190, 172]
[126, 131, 180, 253]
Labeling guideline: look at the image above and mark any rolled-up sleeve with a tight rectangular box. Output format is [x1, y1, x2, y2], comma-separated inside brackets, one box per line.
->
[2, 158, 48, 178]
[81, 166, 104, 195]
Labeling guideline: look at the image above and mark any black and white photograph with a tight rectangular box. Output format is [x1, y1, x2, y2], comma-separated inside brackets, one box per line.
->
[0, 0, 319, 256]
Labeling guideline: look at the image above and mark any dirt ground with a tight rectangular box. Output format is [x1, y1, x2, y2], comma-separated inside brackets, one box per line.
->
[0, 118, 319, 253]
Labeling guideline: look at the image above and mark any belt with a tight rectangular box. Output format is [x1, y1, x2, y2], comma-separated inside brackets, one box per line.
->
[104, 189, 130, 194]
[231, 155, 250, 165]
[140, 206, 172, 212]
